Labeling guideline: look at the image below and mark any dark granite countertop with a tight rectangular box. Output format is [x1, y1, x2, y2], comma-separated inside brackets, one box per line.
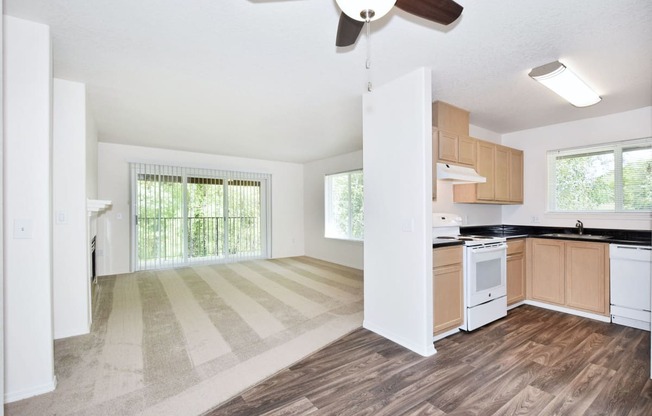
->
[459, 224, 651, 246]
[432, 240, 465, 249]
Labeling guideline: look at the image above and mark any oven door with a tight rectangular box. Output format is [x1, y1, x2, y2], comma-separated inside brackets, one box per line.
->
[466, 243, 507, 307]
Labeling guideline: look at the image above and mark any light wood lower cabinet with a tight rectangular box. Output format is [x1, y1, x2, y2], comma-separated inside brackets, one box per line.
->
[565, 241, 609, 315]
[528, 238, 610, 316]
[433, 246, 464, 335]
[506, 239, 526, 305]
[530, 239, 565, 305]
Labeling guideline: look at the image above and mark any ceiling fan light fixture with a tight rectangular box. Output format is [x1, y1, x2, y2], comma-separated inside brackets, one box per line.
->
[335, 0, 397, 22]
[528, 61, 601, 108]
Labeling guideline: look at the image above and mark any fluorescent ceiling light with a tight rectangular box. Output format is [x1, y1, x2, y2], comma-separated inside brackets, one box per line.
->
[335, 0, 397, 22]
[529, 61, 601, 107]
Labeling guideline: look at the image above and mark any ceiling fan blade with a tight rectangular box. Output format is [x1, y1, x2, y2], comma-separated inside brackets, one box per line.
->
[395, 0, 463, 25]
[336, 12, 365, 47]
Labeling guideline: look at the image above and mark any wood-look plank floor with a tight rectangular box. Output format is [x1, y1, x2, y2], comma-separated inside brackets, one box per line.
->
[205, 305, 652, 416]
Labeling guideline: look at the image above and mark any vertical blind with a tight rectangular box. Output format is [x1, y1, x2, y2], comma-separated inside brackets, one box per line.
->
[130, 163, 270, 271]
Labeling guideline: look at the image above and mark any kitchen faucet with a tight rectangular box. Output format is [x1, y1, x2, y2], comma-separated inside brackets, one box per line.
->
[575, 220, 584, 235]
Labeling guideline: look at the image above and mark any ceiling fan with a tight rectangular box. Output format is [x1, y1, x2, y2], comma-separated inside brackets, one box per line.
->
[335, 0, 464, 47]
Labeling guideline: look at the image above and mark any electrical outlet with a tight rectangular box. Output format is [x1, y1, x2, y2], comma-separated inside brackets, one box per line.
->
[14, 219, 33, 239]
[531, 216, 540, 224]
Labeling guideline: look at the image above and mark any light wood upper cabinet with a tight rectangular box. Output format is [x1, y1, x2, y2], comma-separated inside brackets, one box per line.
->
[437, 131, 477, 167]
[452, 139, 523, 205]
[494, 145, 510, 201]
[458, 136, 477, 166]
[432, 101, 475, 168]
[433, 246, 464, 335]
[509, 149, 523, 203]
[528, 238, 610, 316]
[432, 128, 438, 201]
[475, 141, 495, 200]
[432, 101, 469, 136]
[507, 239, 526, 305]
[438, 131, 459, 162]
[430, 100, 523, 205]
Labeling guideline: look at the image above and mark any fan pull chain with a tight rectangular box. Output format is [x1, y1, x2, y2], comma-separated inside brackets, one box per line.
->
[366, 19, 373, 92]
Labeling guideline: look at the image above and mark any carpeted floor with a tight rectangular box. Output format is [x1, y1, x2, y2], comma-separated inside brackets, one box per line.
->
[5, 257, 364, 416]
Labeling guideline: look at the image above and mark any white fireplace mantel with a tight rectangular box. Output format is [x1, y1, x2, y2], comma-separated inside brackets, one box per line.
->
[87, 199, 111, 215]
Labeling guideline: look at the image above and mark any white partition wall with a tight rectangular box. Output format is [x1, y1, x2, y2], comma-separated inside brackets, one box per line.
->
[4, 16, 56, 402]
[1, 10, 5, 415]
[362, 67, 435, 356]
[53, 79, 92, 339]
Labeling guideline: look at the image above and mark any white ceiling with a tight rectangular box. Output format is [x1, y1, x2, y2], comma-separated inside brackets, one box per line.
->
[6, 0, 652, 163]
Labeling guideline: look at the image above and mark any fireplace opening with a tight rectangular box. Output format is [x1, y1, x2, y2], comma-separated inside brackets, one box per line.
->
[91, 236, 96, 283]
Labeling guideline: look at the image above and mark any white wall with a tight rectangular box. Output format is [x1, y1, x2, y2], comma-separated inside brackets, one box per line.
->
[303, 150, 363, 269]
[97, 143, 305, 275]
[1, 11, 5, 415]
[502, 107, 652, 230]
[431, 123, 503, 225]
[363, 68, 435, 357]
[86, 110, 98, 199]
[52, 78, 92, 339]
[4, 15, 56, 402]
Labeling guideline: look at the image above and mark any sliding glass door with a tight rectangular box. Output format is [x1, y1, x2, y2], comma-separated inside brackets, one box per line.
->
[131, 163, 270, 271]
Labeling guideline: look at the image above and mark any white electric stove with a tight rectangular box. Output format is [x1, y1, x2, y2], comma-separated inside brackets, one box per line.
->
[433, 213, 508, 331]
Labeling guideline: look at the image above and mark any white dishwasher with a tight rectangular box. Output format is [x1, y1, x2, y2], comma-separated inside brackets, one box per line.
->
[610, 244, 652, 331]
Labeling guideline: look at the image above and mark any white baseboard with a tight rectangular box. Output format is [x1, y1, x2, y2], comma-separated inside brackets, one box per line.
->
[524, 300, 611, 323]
[5, 376, 57, 403]
[363, 320, 437, 357]
[508, 301, 526, 311]
[54, 324, 91, 341]
[432, 327, 460, 342]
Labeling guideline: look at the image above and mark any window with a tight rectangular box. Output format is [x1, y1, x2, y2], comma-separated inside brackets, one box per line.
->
[547, 138, 652, 212]
[325, 170, 364, 240]
[130, 163, 270, 271]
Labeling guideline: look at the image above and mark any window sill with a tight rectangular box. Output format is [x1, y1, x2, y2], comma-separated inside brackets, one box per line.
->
[544, 211, 652, 221]
[324, 236, 364, 244]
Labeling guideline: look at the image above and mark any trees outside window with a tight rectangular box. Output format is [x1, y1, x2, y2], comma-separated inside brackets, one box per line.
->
[131, 164, 269, 271]
[548, 138, 652, 212]
[325, 170, 363, 241]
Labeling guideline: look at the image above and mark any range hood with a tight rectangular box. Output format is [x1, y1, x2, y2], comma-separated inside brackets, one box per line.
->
[436, 163, 486, 184]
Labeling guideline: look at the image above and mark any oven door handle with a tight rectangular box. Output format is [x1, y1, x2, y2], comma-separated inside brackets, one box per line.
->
[470, 244, 507, 254]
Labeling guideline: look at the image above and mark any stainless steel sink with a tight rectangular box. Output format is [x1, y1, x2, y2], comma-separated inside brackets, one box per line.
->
[540, 233, 612, 240]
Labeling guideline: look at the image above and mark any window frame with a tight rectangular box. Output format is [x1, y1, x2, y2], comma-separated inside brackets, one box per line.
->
[324, 169, 364, 242]
[546, 137, 652, 215]
[129, 163, 271, 271]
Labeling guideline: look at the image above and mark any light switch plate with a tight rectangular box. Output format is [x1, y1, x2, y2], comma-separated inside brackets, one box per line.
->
[401, 218, 414, 232]
[14, 219, 33, 239]
[56, 211, 67, 224]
